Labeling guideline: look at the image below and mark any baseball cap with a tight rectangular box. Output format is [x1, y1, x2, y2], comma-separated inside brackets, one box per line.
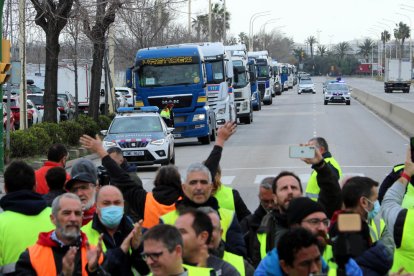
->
[65, 158, 98, 190]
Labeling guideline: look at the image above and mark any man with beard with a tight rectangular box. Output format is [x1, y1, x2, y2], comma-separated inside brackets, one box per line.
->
[66, 159, 99, 226]
[0, 161, 54, 275]
[161, 162, 246, 257]
[255, 197, 362, 276]
[252, 146, 342, 266]
[200, 207, 255, 276]
[15, 193, 104, 275]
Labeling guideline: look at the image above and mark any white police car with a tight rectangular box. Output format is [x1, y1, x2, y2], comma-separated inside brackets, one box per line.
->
[101, 106, 175, 166]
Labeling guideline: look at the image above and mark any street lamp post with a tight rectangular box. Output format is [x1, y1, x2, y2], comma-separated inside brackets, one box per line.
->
[223, 0, 226, 43]
[208, 0, 212, 41]
[260, 18, 281, 48]
[249, 11, 270, 51]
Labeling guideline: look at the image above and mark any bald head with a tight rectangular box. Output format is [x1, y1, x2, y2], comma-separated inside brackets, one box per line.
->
[96, 185, 124, 207]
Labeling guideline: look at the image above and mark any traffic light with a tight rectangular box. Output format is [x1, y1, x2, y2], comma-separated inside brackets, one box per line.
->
[301, 51, 304, 59]
[0, 39, 11, 84]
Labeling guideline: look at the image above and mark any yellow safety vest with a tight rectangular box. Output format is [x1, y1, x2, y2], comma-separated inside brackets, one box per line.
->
[257, 232, 268, 260]
[161, 208, 234, 242]
[391, 209, 414, 273]
[393, 165, 414, 209]
[160, 109, 170, 119]
[306, 156, 342, 201]
[214, 185, 235, 211]
[183, 264, 215, 275]
[0, 207, 54, 274]
[223, 251, 245, 276]
[81, 221, 108, 252]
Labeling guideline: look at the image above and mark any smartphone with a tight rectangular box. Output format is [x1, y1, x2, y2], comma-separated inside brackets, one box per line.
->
[337, 214, 361, 232]
[411, 137, 414, 162]
[289, 145, 315, 159]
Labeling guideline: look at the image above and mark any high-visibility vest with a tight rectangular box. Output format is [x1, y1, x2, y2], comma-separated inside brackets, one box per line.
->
[223, 251, 245, 276]
[306, 156, 342, 201]
[183, 264, 215, 275]
[257, 232, 268, 260]
[142, 192, 177, 228]
[160, 109, 170, 119]
[393, 165, 414, 209]
[214, 184, 235, 211]
[27, 242, 103, 276]
[0, 207, 54, 274]
[391, 209, 414, 272]
[161, 208, 234, 242]
[369, 218, 386, 242]
[81, 221, 108, 252]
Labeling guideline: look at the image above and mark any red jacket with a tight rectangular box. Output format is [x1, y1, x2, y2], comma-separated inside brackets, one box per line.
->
[35, 161, 70, 194]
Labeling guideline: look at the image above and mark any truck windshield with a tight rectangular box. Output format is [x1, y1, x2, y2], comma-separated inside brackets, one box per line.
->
[207, 60, 225, 84]
[257, 65, 269, 78]
[234, 72, 248, 88]
[139, 63, 200, 87]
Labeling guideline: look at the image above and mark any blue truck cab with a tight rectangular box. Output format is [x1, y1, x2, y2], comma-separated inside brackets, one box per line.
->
[247, 58, 261, 111]
[127, 44, 216, 144]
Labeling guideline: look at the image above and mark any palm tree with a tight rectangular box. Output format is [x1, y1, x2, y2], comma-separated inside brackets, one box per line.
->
[192, 15, 208, 41]
[334, 42, 351, 60]
[394, 22, 410, 58]
[358, 38, 374, 62]
[317, 45, 327, 57]
[381, 30, 391, 67]
[211, 3, 230, 42]
[238, 32, 249, 46]
[293, 48, 305, 63]
[306, 36, 317, 59]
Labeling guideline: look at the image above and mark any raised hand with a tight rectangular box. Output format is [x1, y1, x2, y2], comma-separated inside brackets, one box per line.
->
[86, 234, 103, 272]
[62, 246, 77, 276]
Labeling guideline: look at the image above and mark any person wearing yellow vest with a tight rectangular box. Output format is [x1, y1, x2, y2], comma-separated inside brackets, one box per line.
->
[305, 137, 342, 201]
[199, 206, 255, 276]
[252, 148, 343, 267]
[382, 148, 414, 273]
[255, 197, 362, 276]
[0, 161, 54, 275]
[15, 193, 104, 275]
[81, 185, 149, 275]
[160, 103, 174, 127]
[379, 164, 414, 208]
[142, 224, 215, 276]
[212, 165, 251, 222]
[175, 209, 240, 275]
[329, 176, 393, 275]
[160, 162, 247, 257]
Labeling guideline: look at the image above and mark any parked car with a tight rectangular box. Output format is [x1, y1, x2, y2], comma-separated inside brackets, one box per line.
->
[115, 91, 128, 108]
[57, 98, 74, 121]
[2, 102, 15, 131]
[115, 87, 135, 106]
[3, 96, 34, 129]
[58, 92, 76, 114]
[27, 94, 61, 123]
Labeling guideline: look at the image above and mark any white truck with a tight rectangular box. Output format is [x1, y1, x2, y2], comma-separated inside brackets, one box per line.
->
[225, 44, 253, 124]
[196, 42, 236, 128]
[384, 58, 411, 93]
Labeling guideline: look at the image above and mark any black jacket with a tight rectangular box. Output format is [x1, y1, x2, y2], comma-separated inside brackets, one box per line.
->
[210, 241, 255, 276]
[43, 189, 66, 207]
[0, 190, 48, 215]
[87, 215, 149, 276]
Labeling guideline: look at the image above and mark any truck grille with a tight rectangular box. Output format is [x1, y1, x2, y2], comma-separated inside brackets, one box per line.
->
[234, 92, 243, 99]
[148, 95, 193, 109]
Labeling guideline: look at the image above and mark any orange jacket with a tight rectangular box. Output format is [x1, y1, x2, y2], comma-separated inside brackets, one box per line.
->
[142, 192, 178, 228]
[35, 161, 70, 194]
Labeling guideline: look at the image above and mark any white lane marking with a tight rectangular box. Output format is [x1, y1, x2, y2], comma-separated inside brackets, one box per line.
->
[221, 176, 236, 186]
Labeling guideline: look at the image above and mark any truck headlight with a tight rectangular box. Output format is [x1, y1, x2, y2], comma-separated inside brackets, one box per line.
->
[151, 139, 165, 146]
[103, 141, 117, 148]
[193, 114, 206, 121]
[251, 94, 256, 101]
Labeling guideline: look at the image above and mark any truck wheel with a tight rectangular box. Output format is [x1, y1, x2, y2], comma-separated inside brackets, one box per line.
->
[170, 150, 175, 164]
[198, 135, 211, 145]
[346, 101, 351, 105]
[240, 116, 250, 124]
[404, 89, 409, 93]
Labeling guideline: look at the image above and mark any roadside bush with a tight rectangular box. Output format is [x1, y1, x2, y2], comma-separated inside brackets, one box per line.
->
[59, 120, 83, 146]
[31, 122, 65, 144]
[28, 127, 52, 155]
[98, 115, 112, 131]
[76, 114, 100, 137]
[10, 130, 38, 158]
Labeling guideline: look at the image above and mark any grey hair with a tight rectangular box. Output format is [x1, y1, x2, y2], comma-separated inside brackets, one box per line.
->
[260, 177, 275, 190]
[51, 193, 82, 217]
[183, 162, 212, 183]
[198, 206, 219, 216]
[309, 137, 329, 152]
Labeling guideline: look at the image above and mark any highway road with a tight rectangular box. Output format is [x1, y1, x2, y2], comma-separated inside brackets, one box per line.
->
[136, 76, 410, 212]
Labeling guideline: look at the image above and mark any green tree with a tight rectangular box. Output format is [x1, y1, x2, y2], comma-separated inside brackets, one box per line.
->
[381, 30, 391, 63]
[306, 36, 317, 59]
[394, 22, 410, 58]
[357, 38, 374, 62]
[317, 45, 327, 57]
[334, 42, 351, 61]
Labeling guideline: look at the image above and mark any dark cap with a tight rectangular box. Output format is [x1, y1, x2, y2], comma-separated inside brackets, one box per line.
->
[287, 197, 326, 226]
[65, 159, 98, 190]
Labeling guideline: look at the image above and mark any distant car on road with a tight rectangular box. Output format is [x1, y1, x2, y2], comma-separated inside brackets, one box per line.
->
[324, 82, 351, 105]
[297, 78, 316, 94]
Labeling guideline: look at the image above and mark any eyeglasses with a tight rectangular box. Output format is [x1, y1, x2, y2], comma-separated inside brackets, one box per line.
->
[302, 218, 330, 227]
[141, 251, 164, 262]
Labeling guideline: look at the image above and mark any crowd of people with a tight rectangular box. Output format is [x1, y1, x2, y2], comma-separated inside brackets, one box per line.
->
[1, 121, 414, 276]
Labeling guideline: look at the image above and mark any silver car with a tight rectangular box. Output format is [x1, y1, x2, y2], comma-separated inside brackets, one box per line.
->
[324, 82, 351, 105]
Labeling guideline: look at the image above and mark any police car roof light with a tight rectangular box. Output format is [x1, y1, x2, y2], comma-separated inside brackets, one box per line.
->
[117, 106, 159, 114]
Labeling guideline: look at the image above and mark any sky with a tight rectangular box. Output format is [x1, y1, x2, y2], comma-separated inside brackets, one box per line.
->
[176, 0, 414, 45]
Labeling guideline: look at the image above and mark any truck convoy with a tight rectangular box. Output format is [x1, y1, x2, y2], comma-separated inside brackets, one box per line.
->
[127, 44, 216, 144]
[248, 51, 274, 105]
[384, 58, 411, 93]
[225, 44, 253, 124]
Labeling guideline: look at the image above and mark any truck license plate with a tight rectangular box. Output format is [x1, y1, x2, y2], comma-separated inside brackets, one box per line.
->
[173, 133, 181, 138]
[124, 151, 144, 156]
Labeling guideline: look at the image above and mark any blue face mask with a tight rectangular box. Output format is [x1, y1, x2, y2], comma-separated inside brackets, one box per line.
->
[367, 200, 380, 220]
[99, 205, 124, 229]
